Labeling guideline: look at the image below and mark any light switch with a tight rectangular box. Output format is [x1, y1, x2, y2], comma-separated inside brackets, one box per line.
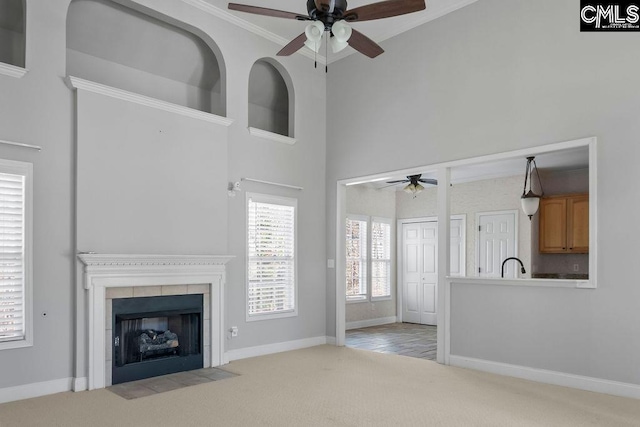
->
[327, 259, 335, 269]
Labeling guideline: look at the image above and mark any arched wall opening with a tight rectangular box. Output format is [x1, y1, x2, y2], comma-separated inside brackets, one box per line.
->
[0, 0, 26, 68]
[248, 58, 295, 137]
[66, 0, 225, 115]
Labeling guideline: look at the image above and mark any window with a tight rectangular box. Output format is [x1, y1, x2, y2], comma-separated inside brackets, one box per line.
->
[346, 216, 367, 301]
[0, 159, 32, 350]
[371, 218, 392, 298]
[247, 193, 297, 320]
[346, 215, 392, 302]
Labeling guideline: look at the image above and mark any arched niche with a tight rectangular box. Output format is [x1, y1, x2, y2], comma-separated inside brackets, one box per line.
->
[66, 0, 225, 116]
[248, 58, 295, 137]
[0, 0, 26, 68]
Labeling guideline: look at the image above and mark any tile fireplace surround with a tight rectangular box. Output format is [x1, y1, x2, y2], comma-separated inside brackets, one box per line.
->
[77, 254, 233, 390]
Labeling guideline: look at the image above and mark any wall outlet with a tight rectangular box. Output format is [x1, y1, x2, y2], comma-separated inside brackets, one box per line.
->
[573, 264, 579, 272]
[230, 326, 238, 338]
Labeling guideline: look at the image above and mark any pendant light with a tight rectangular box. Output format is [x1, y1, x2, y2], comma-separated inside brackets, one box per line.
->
[521, 156, 544, 220]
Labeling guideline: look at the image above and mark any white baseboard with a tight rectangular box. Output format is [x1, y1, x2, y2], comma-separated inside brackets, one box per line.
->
[0, 377, 73, 404]
[346, 316, 397, 330]
[225, 336, 329, 362]
[72, 377, 87, 392]
[449, 355, 640, 400]
[326, 336, 337, 345]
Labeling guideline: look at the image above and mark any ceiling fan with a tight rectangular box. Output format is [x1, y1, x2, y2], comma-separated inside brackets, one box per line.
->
[386, 174, 437, 195]
[228, 0, 426, 59]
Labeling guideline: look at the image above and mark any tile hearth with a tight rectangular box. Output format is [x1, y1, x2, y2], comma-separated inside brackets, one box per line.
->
[108, 367, 238, 400]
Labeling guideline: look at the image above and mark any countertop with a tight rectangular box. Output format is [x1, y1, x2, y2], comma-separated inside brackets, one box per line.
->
[531, 273, 589, 280]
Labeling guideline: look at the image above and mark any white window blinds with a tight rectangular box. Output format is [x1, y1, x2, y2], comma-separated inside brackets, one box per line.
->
[247, 195, 296, 318]
[346, 217, 367, 300]
[0, 172, 25, 343]
[371, 219, 391, 298]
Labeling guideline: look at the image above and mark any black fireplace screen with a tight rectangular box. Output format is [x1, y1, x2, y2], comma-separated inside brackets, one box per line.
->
[112, 294, 203, 384]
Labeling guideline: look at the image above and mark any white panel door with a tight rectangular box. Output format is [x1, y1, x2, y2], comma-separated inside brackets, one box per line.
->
[449, 219, 464, 277]
[477, 212, 517, 278]
[420, 222, 438, 325]
[402, 219, 464, 326]
[402, 223, 422, 324]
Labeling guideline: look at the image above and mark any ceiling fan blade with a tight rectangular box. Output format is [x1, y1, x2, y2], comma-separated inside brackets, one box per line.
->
[348, 29, 384, 58]
[386, 180, 409, 184]
[344, 0, 426, 22]
[277, 33, 308, 56]
[228, 3, 309, 20]
[418, 178, 438, 185]
[379, 182, 404, 189]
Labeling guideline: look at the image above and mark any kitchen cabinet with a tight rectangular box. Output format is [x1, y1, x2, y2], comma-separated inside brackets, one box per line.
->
[539, 194, 589, 254]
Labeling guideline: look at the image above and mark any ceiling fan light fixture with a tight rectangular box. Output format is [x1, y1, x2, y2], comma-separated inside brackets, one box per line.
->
[304, 38, 321, 52]
[403, 183, 416, 194]
[415, 183, 425, 194]
[332, 20, 352, 42]
[305, 20, 325, 43]
[330, 37, 349, 53]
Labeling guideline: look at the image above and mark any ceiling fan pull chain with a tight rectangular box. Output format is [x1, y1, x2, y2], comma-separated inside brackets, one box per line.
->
[325, 33, 328, 73]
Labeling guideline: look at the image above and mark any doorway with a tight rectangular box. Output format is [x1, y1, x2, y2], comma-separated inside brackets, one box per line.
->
[476, 211, 518, 278]
[399, 216, 465, 326]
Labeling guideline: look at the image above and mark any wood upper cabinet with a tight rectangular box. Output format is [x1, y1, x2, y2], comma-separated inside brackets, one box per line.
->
[539, 194, 589, 254]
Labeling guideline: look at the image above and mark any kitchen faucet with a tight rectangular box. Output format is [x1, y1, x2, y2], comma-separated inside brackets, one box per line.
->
[501, 257, 526, 278]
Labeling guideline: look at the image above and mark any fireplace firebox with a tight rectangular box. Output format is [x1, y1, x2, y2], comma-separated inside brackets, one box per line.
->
[112, 294, 203, 385]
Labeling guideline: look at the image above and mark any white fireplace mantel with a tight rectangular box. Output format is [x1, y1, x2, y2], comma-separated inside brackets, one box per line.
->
[78, 254, 233, 390]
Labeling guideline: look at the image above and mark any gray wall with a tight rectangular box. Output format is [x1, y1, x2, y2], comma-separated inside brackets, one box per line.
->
[0, 0, 25, 67]
[345, 185, 396, 324]
[326, 0, 640, 384]
[0, 0, 326, 390]
[0, 27, 24, 67]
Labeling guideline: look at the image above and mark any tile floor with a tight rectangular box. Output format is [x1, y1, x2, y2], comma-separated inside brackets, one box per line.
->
[108, 367, 238, 400]
[345, 323, 437, 360]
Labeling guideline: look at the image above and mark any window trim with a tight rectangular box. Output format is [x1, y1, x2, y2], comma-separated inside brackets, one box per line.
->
[0, 159, 33, 351]
[245, 192, 298, 322]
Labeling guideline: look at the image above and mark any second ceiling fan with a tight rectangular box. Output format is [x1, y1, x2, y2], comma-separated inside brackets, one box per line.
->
[228, 0, 427, 59]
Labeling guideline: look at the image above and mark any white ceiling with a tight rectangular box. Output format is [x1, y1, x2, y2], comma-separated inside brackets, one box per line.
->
[206, 0, 479, 63]
[366, 145, 590, 191]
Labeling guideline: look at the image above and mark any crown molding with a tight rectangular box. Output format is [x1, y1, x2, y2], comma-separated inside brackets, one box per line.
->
[182, 0, 327, 65]
[248, 127, 297, 145]
[66, 76, 234, 126]
[0, 63, 28, 79]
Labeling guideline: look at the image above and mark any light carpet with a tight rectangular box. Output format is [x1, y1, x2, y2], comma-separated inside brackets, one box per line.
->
[1, 345, 639, 426]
